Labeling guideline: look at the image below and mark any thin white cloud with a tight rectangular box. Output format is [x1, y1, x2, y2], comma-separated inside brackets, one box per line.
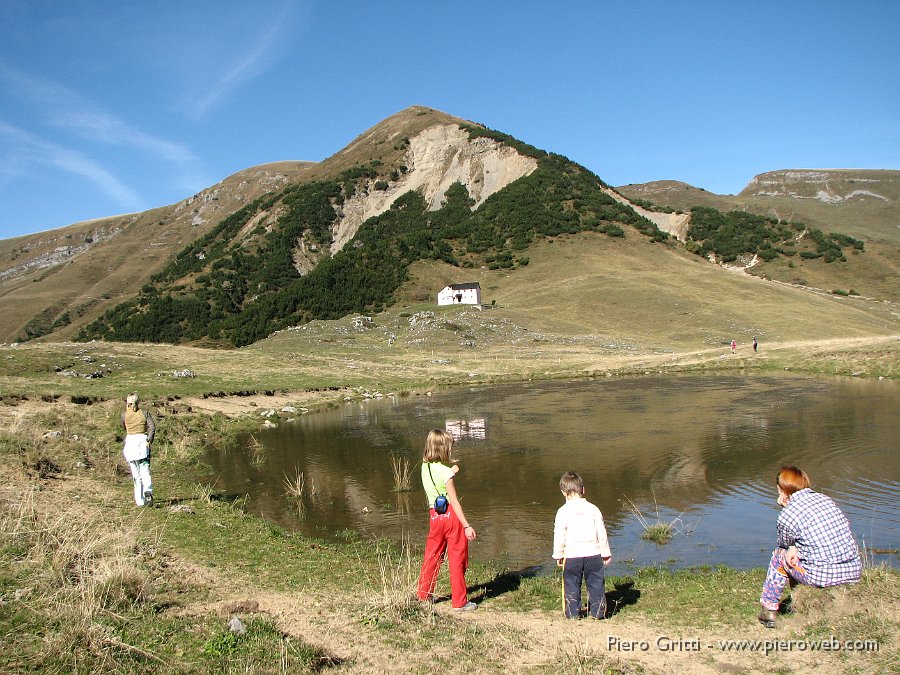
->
[53, 110, 196, 163]
[188, 4, 297, 120]
[0, 60, 214, 197]
[0, 61, 198, 164]
[0, 121, 146, 210]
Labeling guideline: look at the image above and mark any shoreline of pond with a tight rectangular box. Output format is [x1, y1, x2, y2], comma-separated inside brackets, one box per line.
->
[204, 372, 896, 572]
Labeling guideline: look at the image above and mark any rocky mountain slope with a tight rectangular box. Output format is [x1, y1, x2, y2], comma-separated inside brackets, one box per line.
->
[0, 161, 314, 342]
[0, 107, 894, 346]
[0, 107, 578, 344]
[326, 118, 539, 255]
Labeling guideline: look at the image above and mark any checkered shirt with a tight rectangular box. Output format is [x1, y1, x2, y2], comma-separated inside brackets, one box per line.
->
[776, 488, 861, 587]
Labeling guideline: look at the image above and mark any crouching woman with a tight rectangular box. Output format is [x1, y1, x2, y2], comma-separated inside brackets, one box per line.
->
[758, 465, 861, 628]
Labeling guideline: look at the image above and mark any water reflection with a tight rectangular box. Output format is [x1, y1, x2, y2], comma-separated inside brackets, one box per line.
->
[206, 375, 900, 573]
[446, 418, 487, 440]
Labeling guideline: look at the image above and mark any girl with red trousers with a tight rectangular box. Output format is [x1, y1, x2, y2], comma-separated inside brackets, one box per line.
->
[416, 429, 477, 610]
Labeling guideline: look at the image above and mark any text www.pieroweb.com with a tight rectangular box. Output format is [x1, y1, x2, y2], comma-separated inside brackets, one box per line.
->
[607, 635, 879, 655]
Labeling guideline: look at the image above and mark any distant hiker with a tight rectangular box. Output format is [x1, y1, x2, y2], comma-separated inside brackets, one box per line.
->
[552, 471, 612, 619]
[753, 337, 758, 353]
[121, 393, 156, 507]
[417, 429, 477, 610]
[731, 339, 737, 354]
[758, 466, 861, 628]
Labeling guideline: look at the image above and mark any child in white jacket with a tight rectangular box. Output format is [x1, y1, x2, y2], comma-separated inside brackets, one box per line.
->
[552, 471, 612, 619]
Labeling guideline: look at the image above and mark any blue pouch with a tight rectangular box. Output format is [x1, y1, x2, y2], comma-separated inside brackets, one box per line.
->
[434, 494, 449, 514]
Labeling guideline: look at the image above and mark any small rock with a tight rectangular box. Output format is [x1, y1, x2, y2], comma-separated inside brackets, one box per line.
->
[168, 504, 194, 514]
[42, 431, 62, 439]
[228, 617, 246, 634]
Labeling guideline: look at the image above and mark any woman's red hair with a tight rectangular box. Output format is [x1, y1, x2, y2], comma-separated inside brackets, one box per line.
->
[777, 466, 810, 495]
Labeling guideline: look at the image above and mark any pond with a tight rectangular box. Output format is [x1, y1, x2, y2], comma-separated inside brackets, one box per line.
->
[206, 374, 899, 575]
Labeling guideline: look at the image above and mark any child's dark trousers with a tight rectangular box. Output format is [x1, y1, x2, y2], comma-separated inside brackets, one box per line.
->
[562, 554, 606, 619]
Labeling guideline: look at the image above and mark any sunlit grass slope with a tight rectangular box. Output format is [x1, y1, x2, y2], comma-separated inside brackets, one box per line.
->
[400, 231, 896, 348]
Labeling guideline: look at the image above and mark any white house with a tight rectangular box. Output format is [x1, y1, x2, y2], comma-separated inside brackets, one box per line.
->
[437, 282, 482, 306]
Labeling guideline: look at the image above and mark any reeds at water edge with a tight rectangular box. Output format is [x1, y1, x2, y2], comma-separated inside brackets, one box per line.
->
[390, 454, 414, 493]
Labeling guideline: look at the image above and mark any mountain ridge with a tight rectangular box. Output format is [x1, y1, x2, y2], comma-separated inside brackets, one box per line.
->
[0, 106, 895, 346]
[616, 168, 900, 246]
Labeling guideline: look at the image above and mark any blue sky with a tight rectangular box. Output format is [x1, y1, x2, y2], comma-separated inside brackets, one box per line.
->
[1, 1, 898, 240]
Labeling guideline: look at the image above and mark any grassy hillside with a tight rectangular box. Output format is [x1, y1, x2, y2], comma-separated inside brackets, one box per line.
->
[400, 232, 896, 348]
[75, 129, 667, 347]
[617, 172, 900, 303]
[0, 161, 315, 343]
[615, 180, 731, 212]
[0, 107, 509, 345]
[4, 229, 894, 406]
[737, 169, 900, 245]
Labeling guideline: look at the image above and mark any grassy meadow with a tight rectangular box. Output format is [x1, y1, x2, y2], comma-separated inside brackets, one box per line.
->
[1, 230, 898, 673]
[1, 401, 897, 674]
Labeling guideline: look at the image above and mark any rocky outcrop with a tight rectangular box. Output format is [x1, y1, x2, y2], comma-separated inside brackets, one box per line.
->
[601, 187, 691, 241]
[740, 169, 894, 204]
[330, 124, 538, 253]
[0, 225, 121, 281]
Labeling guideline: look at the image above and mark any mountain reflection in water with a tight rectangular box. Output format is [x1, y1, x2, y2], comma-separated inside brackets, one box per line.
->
[206, 375, 899, 573]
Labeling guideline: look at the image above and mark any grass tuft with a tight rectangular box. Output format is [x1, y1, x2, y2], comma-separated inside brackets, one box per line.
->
[390, 453, 415, 492]
[283, 468, 306, 500]
[551, 642, 644, 674]
[193, 481, 216, 504]
[0, 482, 159, 670]
[622, 492, 696, 545]
[360, 538, 434, 628]
[247, 434, 266, 465]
